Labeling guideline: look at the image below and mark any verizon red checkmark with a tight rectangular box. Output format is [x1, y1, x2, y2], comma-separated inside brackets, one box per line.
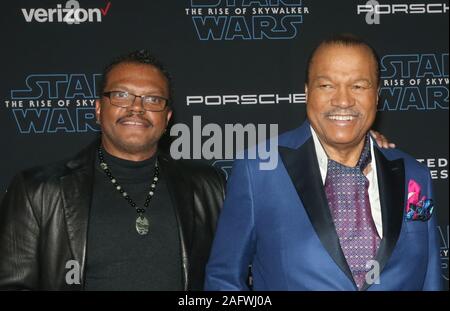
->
[100, 1, 111, 16]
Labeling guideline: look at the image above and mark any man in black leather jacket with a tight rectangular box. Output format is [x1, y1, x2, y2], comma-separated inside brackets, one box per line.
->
[0, 50, 226, 290]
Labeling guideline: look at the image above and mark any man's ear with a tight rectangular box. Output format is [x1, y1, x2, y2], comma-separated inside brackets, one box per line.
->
[166, 109, 173, 127]
[95, 99, 101, 124]
[305, 84, 309, 104]
[376, 86, 380, 106]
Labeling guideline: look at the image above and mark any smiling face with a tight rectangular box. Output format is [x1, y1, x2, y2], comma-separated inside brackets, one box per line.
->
[306, 43, 379, 153]
[95, 62, 172, 160]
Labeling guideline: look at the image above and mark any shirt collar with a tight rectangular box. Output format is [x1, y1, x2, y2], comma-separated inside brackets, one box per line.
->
[310, 125, 376, 184]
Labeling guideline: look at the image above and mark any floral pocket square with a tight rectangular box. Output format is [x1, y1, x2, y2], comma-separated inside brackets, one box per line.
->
[405, 179, 434, 221]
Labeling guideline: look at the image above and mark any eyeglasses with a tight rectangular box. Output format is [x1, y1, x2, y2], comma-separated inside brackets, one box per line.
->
[103, 91, 169, 112]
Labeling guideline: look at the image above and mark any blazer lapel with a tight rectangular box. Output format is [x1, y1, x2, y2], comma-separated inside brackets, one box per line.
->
[279, 138, 356, 288]
[160, 155, 194, 290]
[59, 141, 97, 288]
[362, 147, 405, 290]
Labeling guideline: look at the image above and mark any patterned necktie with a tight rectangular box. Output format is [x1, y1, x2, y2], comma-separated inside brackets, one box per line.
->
[324, 135, 381, 289]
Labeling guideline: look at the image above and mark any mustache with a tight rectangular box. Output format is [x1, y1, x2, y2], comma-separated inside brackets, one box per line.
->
[323, 109, 361, 117]
[116, 113, 152, 126]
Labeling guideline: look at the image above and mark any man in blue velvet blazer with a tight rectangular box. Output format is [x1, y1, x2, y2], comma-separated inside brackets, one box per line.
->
[205, 34, 442, 291]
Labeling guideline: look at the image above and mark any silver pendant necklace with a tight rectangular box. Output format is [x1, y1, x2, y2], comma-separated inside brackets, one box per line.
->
[98, 147, 159, 235]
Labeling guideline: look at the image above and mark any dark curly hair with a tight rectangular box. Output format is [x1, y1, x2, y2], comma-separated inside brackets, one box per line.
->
[97, 49, 173, 106]
[305, 33, 380, 87]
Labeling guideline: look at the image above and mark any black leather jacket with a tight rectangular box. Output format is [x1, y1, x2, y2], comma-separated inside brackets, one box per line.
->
[0, 141, 226, 290]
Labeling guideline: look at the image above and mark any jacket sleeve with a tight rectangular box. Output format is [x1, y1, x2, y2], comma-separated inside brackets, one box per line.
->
[204, 159, 256, 290]
[0, 173, 40, 290]
[422, 172, 443, 291]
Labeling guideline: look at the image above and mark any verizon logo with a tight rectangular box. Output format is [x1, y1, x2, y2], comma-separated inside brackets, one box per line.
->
[21, 0, 111, 24]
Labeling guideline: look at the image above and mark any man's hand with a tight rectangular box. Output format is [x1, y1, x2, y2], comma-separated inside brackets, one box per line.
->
[370, 130, 396, 149]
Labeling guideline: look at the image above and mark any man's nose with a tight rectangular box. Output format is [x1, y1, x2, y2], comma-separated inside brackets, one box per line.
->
[332, 86, 355, 108]
[127, 95, 146, 114]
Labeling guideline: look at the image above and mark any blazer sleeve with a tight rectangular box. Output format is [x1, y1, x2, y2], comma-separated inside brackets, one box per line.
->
[0, 173, 40, 290]
[204, 159, 256, 290]
[422, 171, 443, 291]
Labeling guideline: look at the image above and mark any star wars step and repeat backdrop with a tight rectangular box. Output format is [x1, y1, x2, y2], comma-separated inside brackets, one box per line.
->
[0, 0, 448, 288]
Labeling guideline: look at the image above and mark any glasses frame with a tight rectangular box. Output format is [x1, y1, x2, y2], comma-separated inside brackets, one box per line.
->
[102, 91, 169, 112]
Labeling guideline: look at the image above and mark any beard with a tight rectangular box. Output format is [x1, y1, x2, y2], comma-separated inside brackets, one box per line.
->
[116, 138, 157, 154]
[102, 126, 162, 156]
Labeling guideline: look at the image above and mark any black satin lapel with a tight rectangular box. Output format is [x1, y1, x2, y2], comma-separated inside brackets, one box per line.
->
[159, 156, 194, 290]
[60, 167, 93, 285]
[279, 138, 355, 287]
[362, 148, 404, 291]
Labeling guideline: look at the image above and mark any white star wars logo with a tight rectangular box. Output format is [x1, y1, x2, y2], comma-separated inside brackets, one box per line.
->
[357, 0, 449, 25]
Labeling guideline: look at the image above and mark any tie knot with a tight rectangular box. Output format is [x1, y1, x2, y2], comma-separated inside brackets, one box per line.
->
[327, 134, 372, 173]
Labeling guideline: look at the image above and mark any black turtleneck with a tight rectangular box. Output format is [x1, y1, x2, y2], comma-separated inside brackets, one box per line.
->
[85, 149, 182, 290]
